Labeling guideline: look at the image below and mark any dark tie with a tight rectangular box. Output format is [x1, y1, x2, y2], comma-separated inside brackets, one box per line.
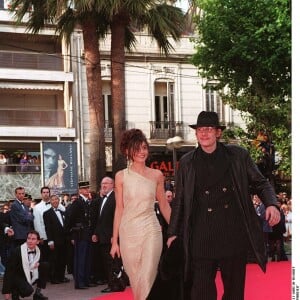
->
[28, 250, 36, 254]
[55, 209, 64, 225]
[46, 202, 51, 205]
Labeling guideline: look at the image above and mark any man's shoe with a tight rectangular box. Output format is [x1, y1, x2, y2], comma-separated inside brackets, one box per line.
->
[51, 280, 61, 284]
[87, 282, 97, 287]
[96, 279, 108, 285]
[75, 285, 89, 289]
[11, 293, 20, 300]
[60, 277, 70, 283]
[101, 287, 112, 293]
[33, 290, 48, 300]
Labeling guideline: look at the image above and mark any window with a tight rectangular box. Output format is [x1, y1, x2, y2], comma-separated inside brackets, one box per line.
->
[102, 80, 112, 129]
[154, 81, 175, 129]
[205, 85, 225, 121]
[0, 145, 41, 174]
[103, 94, 112, 128]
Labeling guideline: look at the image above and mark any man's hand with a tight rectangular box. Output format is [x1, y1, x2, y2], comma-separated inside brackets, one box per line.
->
[6, 228, 14, 237]
[266, 206, 280, 226]
[92, 234, 98, 243]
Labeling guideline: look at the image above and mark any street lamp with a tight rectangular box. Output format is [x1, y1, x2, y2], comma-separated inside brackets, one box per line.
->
[166, 136, 184, 181]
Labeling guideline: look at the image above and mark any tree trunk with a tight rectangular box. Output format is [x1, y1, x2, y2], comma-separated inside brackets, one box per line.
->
[82, 20, 106, 190]
[111, 14, 128, 176]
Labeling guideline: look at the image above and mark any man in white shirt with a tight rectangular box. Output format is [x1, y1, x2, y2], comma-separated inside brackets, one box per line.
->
[33, 187, 65, 261]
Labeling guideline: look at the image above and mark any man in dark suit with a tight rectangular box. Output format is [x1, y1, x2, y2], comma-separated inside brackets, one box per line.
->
[1, 230, 48, 300]
[91, 177, 116, 293]
[10, 187, 34, 248]
[64, 193, 78, 275]
[66, 181, 97, 289]
[0, 203, 14, 268]
[43, 194, 69, 284]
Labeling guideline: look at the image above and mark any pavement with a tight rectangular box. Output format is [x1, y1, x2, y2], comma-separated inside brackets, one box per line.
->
[0, 274, 110, 300]
[0, 240, 291, 300]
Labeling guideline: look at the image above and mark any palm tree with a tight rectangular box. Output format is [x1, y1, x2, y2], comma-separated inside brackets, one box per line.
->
[10, 0, 109, 190]
[100, 1, 186, 175]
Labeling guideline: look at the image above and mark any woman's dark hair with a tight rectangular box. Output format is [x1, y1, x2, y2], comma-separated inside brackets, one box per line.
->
[120, 129, 149, 161]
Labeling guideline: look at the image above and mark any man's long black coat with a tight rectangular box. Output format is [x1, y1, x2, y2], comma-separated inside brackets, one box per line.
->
[167, 143, 278, 280]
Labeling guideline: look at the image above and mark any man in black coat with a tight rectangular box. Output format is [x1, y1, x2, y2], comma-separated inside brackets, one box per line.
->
[43, 194, 69, 284]
[0, 204, 14, 268]
[167, 111, 280, 300]
[1, 230, 48, 300]
[91, 176, 116, 293]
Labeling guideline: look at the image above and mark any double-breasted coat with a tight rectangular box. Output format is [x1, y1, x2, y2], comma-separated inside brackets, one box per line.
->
[167, 143, 278, 280]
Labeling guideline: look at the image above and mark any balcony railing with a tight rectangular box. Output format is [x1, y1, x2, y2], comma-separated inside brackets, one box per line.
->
[0, 109, 66, 127]
[0, 164, 41, 174]
[104, 120, 112, 139]
[0, 51, 64, 71]
[150, 121, 184, 139]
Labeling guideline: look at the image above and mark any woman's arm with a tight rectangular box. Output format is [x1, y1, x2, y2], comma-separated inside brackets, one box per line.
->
[110, 170, 124, 258]
[156, 171, 171, 224]
[62, 160, 68, 169]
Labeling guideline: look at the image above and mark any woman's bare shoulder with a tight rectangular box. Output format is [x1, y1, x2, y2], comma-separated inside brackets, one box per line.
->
[115, 169, 125, 181]
[147, 167, 164, 180]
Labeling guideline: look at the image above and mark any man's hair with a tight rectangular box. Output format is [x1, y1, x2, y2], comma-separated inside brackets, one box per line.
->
[50, 194, 59, 200]
[27, 230, 40, 240]
[40, 186, 50, 194]
[15, 186, 24, 194]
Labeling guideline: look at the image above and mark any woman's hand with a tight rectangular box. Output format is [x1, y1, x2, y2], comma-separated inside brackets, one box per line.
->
[167, 235, 177, 248]
[110, 242, 121, 258]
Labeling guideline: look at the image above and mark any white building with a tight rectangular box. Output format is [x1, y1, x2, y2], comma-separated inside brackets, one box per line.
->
[0, 1, 245, 200]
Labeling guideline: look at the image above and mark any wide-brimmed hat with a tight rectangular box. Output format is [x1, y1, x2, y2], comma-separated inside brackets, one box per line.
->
[78, 181, 90, 189]
[189, 111, 226, 130]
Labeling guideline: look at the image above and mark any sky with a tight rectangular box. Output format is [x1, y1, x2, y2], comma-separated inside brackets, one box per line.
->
[175, 0, 190, 13]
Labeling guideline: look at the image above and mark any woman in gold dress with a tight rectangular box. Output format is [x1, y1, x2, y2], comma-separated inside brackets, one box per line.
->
[46, 154, 68, 189]
[110, 129, 171, 300]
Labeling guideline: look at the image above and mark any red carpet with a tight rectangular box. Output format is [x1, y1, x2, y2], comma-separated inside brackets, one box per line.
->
[91, 261, 291, 300]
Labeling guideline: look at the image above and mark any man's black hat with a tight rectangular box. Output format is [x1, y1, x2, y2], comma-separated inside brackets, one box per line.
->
[189, 111, 226, 130]
[78, 181, 90, 188]
[24, 194, 32, 200]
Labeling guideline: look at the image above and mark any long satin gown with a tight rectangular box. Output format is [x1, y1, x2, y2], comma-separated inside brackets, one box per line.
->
[119, 168, 162, 300]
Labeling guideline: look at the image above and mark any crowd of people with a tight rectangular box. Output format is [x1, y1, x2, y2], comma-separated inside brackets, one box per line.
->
[253, 192, 292, 262]
[0, 111, 288, 300]
[0, 152, 41, 173]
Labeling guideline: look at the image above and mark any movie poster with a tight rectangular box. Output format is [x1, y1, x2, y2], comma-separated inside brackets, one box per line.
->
[41, 142, 78, 195]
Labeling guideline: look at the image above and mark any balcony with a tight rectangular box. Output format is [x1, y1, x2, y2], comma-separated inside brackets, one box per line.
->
[0, 109, 66, 127]
[0, 164, 41, 174]
[149, 121, 184, 140]
[0, 50, 64, 71]
[104, 120, 112, 139]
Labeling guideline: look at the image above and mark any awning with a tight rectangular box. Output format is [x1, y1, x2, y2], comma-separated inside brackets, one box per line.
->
[0, 82, 64, 90]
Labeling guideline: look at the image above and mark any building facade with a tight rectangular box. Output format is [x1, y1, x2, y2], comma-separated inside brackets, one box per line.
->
[0, 2, 245, 201]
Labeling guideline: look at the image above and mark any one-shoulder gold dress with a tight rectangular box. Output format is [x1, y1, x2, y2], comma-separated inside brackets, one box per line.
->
[119, 168, 162, 300]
